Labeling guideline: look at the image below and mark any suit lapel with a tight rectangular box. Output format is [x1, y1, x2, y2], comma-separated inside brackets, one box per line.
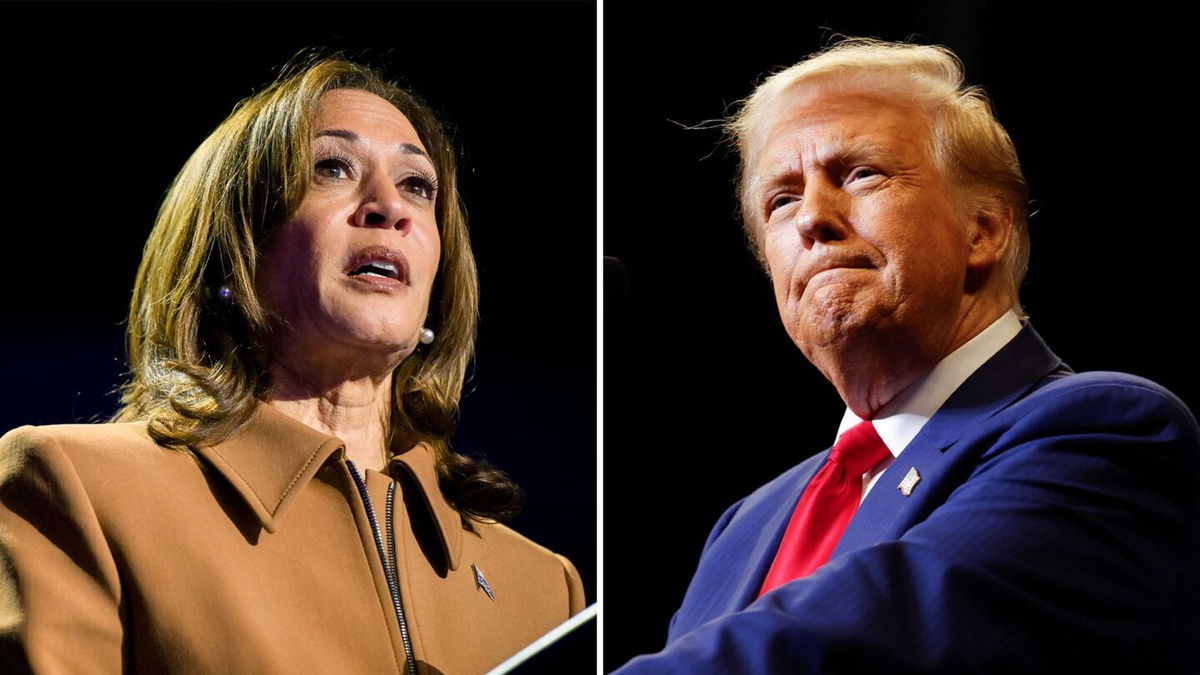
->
[675, 323, 1071, 635]
[833, 323, 1069, 556]
[672, 452, 829, 635]
[725, 454, 829, 613]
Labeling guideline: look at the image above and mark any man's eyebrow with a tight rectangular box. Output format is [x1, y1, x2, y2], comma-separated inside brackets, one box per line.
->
[748, 139, 904, 197]
[750, 159, 803, 194]
[837, 139, 901, 164]
[315, 129, 430, 160]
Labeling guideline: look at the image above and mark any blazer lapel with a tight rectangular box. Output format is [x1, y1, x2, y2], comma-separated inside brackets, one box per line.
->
[833, 323, 1069, 556]
[389, 443, 464, 573]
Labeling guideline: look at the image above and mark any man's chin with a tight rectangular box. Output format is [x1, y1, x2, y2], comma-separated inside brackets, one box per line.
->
[790, 315, 868, 357]
[788, 297, 879, 347]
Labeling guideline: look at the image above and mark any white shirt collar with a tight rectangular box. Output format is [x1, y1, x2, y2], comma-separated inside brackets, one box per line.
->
[836, 310, 1023, 458]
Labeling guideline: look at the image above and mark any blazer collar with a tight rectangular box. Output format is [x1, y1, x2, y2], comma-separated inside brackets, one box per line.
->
[833, 321, 1070, 557]
[192, 402, 463, 569]
[387, 436, 465, 572]
[913, 320, 1069, 451]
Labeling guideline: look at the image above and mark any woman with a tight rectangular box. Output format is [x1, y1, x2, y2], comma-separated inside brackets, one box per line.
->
[0, 56, 584, 673]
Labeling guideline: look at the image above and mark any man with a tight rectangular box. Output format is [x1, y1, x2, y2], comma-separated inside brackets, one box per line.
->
[615, 38, 1200, 673]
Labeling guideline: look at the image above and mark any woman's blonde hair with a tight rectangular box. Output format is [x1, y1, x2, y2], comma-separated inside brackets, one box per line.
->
[113, 53, 523, 521]
[728, 38, 1030, 314]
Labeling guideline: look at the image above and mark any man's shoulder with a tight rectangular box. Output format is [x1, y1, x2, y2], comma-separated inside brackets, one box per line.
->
[944, 367, 1200, 486]
[1014, 369, 1198, 432]
[718, 369, 1200, 507]
[1032, 369, 1188, 401]
[711, 450, 829, 537]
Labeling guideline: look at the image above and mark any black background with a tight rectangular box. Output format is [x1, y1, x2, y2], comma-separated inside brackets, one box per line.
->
[604, 1, 1198, 668]
[6, 1, 1200, 670]
[0, 0, 595, 611]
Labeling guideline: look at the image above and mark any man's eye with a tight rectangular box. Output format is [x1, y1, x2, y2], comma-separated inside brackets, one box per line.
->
[847, 167, 879, 182]
[769, 195, 798, 214]
[314, 157, 352, 180]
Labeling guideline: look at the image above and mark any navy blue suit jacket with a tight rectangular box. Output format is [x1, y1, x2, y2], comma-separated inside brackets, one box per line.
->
[616, 324, 1200, 673]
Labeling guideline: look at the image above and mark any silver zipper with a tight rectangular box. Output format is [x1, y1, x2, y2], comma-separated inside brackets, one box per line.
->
[347, 460, 418, 675]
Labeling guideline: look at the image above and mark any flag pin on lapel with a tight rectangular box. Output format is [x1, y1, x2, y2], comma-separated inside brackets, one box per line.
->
[898, 467, 921, 496]
[472, 563, 495, 601]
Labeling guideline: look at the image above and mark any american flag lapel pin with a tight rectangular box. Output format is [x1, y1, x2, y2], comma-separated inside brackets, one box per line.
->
[472, 563, 495, 601]
[898, 467, 921, 497]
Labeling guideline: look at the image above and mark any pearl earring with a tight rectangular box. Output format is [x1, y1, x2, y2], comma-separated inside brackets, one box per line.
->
[419, 327, 435, 345]
[217, 285, 235, 303]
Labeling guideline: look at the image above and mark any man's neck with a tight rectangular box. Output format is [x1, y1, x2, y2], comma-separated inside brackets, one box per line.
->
[831, 302, 1012, 419]
[838, 310, 1023, 450]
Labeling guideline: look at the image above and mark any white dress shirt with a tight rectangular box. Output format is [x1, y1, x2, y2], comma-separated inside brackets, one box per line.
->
[835, 310, 1023, 501]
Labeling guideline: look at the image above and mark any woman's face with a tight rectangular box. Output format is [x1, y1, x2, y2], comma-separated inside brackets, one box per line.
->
[256, 89, 441, 371]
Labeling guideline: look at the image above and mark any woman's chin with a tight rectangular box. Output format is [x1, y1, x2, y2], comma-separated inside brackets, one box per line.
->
[277, 326, 418, 372]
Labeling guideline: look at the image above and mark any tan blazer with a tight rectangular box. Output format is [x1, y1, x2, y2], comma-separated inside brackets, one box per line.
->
[0, 402, 585, 673]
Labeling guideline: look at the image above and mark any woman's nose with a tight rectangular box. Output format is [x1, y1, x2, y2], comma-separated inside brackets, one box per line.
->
[354, 173, 412, 233]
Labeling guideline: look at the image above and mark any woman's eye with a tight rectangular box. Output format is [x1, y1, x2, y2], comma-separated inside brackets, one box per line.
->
[401, 176, 437, 201]
[314, 158, 351, 180]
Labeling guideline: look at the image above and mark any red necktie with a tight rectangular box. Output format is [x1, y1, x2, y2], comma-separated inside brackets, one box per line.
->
[758, 420, 892, 596]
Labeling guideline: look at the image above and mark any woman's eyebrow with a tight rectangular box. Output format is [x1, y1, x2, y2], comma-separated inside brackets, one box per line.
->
[315, 128, 430, 161]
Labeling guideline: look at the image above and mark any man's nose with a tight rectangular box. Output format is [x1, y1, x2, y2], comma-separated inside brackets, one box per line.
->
[794, 180, 848, 248]
[353, 172, 413, 233]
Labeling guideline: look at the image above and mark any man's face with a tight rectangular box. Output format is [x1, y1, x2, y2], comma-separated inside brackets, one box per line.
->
[749, 88, 972, 368]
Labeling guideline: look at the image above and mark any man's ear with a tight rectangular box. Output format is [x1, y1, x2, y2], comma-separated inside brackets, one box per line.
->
[966, 203, 1014, 272]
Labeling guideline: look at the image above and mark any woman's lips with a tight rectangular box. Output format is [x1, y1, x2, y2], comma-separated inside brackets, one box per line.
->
[345, 245, 410, 286]
[347, 273, 405, 290]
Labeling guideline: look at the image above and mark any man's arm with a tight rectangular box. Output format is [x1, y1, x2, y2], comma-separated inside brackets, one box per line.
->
[0, 426, 125, 672]
[616, 379, 1200, 673]
[665, 496, 748, 640]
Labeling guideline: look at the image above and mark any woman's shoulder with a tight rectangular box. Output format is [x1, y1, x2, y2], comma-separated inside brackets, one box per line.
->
[472, 520, 568, 561]
[2, 418, 152, 450]
[2, 419, 163, 459]
[389, 442, 586, 612]
[0, 420, 194, 489]
[470, 520, 587, 614]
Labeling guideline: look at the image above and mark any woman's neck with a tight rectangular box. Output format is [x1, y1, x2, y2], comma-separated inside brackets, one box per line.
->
[263, 357, 395, 475]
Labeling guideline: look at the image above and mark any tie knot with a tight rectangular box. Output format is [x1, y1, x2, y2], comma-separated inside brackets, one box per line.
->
[830, 420, 891, 476]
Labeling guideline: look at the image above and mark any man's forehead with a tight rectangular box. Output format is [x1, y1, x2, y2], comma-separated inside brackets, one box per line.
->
[748, 90, 931, 178]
